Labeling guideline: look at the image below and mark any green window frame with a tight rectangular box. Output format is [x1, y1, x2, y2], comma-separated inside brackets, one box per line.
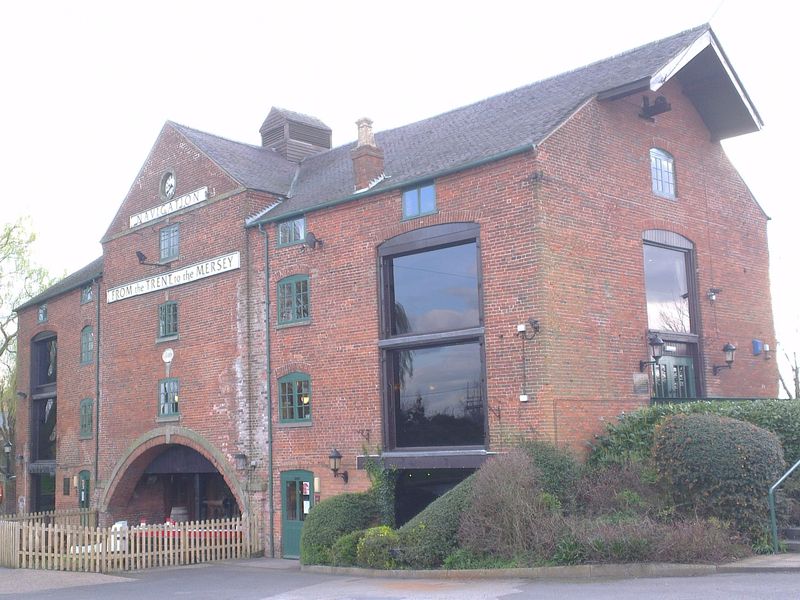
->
[80, 326, 94, 364]
[159, 378, 179, 417]
[279, 372, 311, 422]
[277, 275, 310, 325]
[158, 301, 178, 338]
[37, 304, 48, 323]
[277, 217, 306, 246]
[79, 398, 93, 439]
[402, 183, 436, 219]
[160, 224, 180, 261]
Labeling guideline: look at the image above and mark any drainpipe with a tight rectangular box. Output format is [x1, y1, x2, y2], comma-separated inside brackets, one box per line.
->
[94, 277, 101, 482]
[259, 224, 275, 557]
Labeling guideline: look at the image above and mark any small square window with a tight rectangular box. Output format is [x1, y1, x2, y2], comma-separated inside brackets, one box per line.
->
[402, 183, 436, 219]
[160, 224, 180, 261]
[279, 373, 311, 422]
[80, 326, 94, 364]
[81, 285, 94, 304]
[159, 302, 178, 338]
[37, 304, 48, 323]
[277, 276, 310, 325]
[278, 217, 305, 246]
[159, 378, 179, 417]
[79, 398, 93, 439]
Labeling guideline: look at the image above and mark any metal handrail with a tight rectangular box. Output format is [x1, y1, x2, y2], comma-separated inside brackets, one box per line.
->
[769, 457, 800, 553]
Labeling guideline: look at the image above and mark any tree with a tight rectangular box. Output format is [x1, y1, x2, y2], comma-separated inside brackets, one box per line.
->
[0, 219, 53, 485]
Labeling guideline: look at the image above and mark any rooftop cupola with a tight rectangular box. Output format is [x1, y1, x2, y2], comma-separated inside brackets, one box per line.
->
[259, 107, 332, 162]
[351, 117, 385, 192]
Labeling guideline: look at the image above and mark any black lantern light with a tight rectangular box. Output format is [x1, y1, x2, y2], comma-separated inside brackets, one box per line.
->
[713, 343, 737, 375]
[328, 449, 348, 483]
[640, 333, 666, 372]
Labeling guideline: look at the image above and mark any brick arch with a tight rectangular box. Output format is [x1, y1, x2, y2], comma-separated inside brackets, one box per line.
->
[99, 426, 246, 519]
[273, 361, 313, 380]
[371, 216, 481, 246]
[639, 219, 696, 245]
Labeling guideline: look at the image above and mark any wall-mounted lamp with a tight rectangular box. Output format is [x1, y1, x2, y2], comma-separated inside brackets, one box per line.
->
[16, 391, 27, 401]
[640, 333, 665, 372]
[135, 250, 167, 267]
[2, 441, 12, 480]
[328, 449, 348, 483]
[516, 318, 540, 341]
[713, 343, 737, 375]
[304, 232, 323, 250]
[707, 287, 722, 302]
[234, 453, 249, 471]
[764, 343, 772, 360]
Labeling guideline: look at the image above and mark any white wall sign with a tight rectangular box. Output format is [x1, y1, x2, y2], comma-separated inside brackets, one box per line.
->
[129, 186, 209, 228]
[107, 251, 240, 303]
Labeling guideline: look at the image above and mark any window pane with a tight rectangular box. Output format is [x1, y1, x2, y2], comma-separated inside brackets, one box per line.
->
[391, 342, 484, 448]
[390, 242, 479, 335]
[419, 185, 436, 214]
[402, 190, 418, 217]
[295, 280, 309, 320]
[293, 219, 305, 242]
[285, 481, 299, 520]
[643, 244, 691, 333]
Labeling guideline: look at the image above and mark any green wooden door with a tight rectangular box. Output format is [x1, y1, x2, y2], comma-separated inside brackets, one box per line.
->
[78, 470, 90, 525]
[281, 470, 313, 559]
[653, 356, 696, 399]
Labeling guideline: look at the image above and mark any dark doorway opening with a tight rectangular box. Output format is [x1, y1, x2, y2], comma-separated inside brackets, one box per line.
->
[394, 468, 473, 525]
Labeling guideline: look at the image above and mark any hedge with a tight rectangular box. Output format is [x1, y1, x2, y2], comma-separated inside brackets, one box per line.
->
[653, 413, 785, 536]
[395, 475, 475, 569]
[299, 491, 379, 564]
[589, 399, 800, 466]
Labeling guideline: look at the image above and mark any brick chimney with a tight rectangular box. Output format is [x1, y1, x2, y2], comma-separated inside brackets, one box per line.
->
[351, 118, 385, 191]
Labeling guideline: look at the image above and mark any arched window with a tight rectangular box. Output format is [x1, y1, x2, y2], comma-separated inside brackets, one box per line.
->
[649, 148, 676, 199]
[79, 398, 93, 439]
[80, 326, 94, 364]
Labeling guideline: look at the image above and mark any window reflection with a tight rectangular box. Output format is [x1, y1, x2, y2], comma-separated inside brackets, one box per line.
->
[643, 244, 691, 333]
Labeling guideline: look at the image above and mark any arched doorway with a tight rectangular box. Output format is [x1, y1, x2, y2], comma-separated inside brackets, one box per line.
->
[103, 435, 244, 525]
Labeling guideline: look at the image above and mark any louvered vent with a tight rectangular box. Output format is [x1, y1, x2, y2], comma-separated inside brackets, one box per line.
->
[259, 107, 332, 162]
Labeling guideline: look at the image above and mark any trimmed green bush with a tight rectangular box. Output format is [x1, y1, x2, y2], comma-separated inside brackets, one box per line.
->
[589, 399, 800, 466]
[395, 475, 475, 569]
[356, 526, 399, 569]
[653, 413, 785, 536]
[300, 492, 379, 565]
[518, 440, 581, 511]
[330, 530, 366, 567]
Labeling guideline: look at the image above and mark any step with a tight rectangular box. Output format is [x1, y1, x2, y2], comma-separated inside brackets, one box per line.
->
[781, 539, 800, 553]
[780, 527, 800, 541]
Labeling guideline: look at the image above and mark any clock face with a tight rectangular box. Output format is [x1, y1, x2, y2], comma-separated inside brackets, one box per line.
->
[162, 172, 176, 200]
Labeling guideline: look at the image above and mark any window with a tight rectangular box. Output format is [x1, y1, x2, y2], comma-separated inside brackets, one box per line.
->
[380, 223, 485, 449]
[81, 285, 93, 304]
[32, 333, 57, 390]
[79, 398, 93, 439]
[402, 183, 436, 219]
[650, 148, 675, 199]
[80, 326, 94, 364]
[158, 378, 179, 416]
[642, 230, 699, 399]
[159, 224, 180, 261]
[278, 373, 311, 422]
[278, 217, 305, 246]
[277, 275, 310, 325]
[38, 304, 48, 323]
[159, 301, 178, 338]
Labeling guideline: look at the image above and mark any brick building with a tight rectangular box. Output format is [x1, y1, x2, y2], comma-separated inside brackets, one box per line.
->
[13, 25, 777, 557]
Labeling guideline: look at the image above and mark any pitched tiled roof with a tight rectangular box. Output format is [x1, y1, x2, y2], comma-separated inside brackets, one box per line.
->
[170, 123, 297, 196]
[15, 257, 104, 312]
[180, 25, 711, 222]
[264, 107, 331, 131]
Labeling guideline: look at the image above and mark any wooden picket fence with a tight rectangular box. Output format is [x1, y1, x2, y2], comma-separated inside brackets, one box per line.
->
[0, 516, 257, 572]
[0, 508, 97, 527]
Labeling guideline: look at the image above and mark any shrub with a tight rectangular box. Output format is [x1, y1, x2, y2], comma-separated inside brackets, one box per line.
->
[590, 399, 800, 466]
[300, 492, 379, 565]
[356, 526, 399, 569]
[577, 461, 669, 519]
[330, 530, 366, 567]
[395, 475, 474, 569]
[517, 439, 581, 511]
[443, 548, 525, 570]
[458, 450, 564, 561]
[653, 413, 785, 537]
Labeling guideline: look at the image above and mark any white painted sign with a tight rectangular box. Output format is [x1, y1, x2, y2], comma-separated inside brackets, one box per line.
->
[129, 187, 209, 228]
[107, 252, 240, 303]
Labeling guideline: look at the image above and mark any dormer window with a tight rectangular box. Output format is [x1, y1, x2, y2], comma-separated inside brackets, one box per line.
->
[650, 148, 676, 199]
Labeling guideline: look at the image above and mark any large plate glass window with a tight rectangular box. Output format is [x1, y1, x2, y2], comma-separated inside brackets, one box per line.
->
[379, 222, 485, 449]
[642, 230, 699, 399]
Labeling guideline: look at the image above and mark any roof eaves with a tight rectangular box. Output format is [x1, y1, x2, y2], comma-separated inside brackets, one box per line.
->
[15, 257, 104, 312]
